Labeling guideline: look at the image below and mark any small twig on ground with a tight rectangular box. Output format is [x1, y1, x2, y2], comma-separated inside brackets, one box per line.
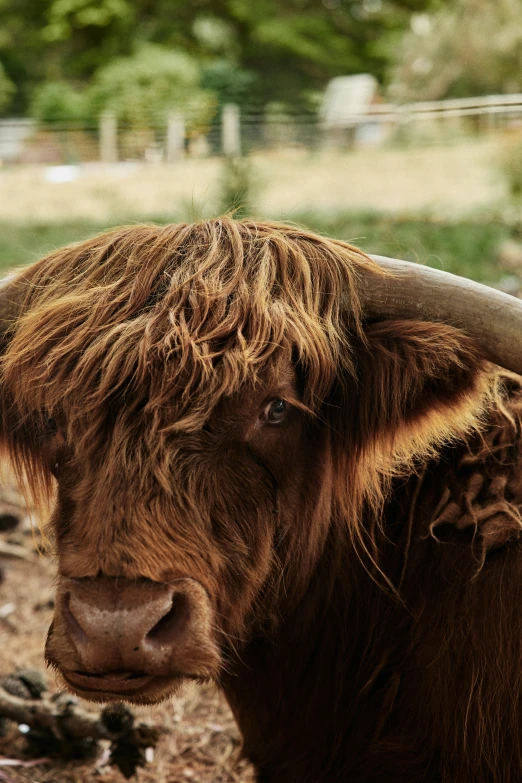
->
[0, 675, 166, 778]
[0, 541, 33, 560]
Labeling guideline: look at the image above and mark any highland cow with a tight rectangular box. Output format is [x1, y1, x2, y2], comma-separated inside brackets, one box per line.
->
[1, 218, 522, 782]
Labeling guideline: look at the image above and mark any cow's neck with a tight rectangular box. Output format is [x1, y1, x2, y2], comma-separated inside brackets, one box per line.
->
[221, 507, 412, 783]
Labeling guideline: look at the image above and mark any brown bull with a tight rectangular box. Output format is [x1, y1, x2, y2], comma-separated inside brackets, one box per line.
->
[1, 218, 522, 782]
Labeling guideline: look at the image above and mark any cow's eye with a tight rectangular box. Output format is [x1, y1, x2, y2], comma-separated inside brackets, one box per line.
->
[47, 417, 58, 436]
[263, 399, 287, 424]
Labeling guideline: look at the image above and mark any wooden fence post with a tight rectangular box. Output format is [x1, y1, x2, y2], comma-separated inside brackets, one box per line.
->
[222, 103, 241, 157]
[167, 112, 185, 162]
[99, 111, 118, 163]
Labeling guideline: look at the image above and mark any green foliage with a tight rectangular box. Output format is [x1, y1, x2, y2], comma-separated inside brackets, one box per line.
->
[91, 44, 215, 129]
[29, 80, 89, 122]
[42, 0, 132, 42]
[201, 60, 259, 112]
[192, 16, 236, 56]
[0, 0, 134, 109]
[0, 60, 15, 113]
[0, 0, 449, 117]
[0, 221, 105, 271]
[390, 0, 522, 100]
[499, 134, 522, 201]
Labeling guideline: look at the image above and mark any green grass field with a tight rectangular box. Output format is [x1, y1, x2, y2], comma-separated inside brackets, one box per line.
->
[0, 212, 516, 283]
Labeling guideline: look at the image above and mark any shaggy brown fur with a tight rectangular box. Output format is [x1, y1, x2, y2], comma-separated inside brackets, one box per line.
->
[0, 218, 520, 781]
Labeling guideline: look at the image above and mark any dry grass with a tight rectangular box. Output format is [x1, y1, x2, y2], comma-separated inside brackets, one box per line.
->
[0, 141, 505, 224]
[0, 487, 255, 783]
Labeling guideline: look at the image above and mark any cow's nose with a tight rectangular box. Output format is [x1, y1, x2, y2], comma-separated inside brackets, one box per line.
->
[59, 576, 215, 678]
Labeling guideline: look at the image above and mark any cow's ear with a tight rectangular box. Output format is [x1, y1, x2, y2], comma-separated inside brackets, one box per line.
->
[327, 319, 494, 519]
[0, 274, 26, 353]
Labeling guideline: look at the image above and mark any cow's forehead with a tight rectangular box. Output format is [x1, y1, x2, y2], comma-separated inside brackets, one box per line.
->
[9, 271, 311, 451]
[2, 220, 365, 505]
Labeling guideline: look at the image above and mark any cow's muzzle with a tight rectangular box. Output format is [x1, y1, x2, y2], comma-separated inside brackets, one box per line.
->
[45, 576, 220, 703]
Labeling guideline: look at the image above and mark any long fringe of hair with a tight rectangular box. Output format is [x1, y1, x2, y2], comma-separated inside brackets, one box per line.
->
[0, 218, 495, 573]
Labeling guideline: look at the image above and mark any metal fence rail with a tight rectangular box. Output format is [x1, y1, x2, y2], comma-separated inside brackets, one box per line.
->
[1, 93, 522, 166]
[334, 94, 522, 127]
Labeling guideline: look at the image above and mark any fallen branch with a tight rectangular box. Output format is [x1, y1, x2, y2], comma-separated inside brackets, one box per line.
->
[0, 676, 165, 778]
[0, 542, 33, 561]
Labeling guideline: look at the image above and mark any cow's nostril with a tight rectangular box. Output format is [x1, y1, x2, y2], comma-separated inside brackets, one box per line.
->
[146, 592, 190, 646]
[53, 577, 219, 684]
[63, 591, 89, 646]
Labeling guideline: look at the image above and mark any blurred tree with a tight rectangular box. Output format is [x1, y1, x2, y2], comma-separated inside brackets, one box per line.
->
[30, 80, 89, 122]
[0, 0, 448, 117]
[0, 60, 15, 112]
[41, 0, 134, 75]
[0, 0, 134, 115]
[140, 0, 444, 111]
[90, 44, 215, 130]
[201, 60, 260, 113]
[0, 0, 49, 114]
[389, 0, 522, 100]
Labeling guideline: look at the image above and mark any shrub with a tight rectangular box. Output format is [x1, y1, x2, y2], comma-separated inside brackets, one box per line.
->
[29, 82, 89, 124]
[0, 62, 15, 114]
[91, 44, 215, 131]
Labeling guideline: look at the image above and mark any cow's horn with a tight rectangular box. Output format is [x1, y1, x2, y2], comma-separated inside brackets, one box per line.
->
[360, 255, 522, 376]
[0, 256, 520, 375]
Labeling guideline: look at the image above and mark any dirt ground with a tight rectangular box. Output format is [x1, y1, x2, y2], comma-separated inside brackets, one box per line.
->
[0, 486, 255, 783]
[0, 140, 506, 224]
